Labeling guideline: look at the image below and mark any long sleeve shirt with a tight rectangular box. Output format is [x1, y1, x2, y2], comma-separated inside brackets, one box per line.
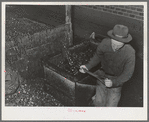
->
[86, 38, 135, 88]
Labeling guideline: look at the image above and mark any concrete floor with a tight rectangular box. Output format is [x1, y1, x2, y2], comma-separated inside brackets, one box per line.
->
[5, 78, 64, 106]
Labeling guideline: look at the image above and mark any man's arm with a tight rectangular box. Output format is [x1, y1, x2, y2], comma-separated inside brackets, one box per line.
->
[107, 52, 136, 87]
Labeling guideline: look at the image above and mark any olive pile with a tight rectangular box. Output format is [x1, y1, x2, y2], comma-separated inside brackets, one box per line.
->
[59, 33, 95, 76]
[6, 13, 50, 43]
[57, 46, 95, 76]
[5, 78, 64, 106]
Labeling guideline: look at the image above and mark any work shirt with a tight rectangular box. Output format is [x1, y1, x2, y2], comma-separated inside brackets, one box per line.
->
[86, 38, 135, 87]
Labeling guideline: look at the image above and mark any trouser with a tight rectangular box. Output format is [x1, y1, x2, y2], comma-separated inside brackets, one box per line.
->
[92, 70, 122, 107]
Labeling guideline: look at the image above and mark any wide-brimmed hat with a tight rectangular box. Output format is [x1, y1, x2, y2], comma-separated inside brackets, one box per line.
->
[107, 24, 132, 43]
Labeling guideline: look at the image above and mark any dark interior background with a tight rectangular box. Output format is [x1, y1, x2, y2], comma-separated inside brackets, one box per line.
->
[6, 5, 143, 107]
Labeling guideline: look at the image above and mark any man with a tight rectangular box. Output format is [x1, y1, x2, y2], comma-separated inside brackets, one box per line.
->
[79, 24, 135, 107]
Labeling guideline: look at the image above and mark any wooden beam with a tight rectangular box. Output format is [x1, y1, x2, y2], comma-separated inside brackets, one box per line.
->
[65, 5, 73, 46]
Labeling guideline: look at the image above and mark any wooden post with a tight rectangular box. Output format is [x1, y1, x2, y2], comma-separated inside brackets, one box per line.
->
[65, 5, 73, 46]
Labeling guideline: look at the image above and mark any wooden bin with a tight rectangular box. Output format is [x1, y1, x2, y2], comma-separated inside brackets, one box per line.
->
[42, 41, 101, 106]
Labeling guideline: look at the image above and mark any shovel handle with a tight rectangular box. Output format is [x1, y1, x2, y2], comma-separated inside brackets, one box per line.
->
[82, 68, 105, 85]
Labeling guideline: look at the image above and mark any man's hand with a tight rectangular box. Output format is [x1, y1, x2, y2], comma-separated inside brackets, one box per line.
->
[104, 78, 112, 87]
[79, 65, 88, 73]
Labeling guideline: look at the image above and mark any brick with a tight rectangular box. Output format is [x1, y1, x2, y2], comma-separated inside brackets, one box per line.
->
[137, 8, 143, 12]
[113, 11, 118, 14]
[121, 9, 127, 12]
[111, 5, 116, 8]
[124, 13, 129, 16]
[127, 10, 133, 13]
[110, 6, 115, 9]
[96, 5, 100, 8]
[118, 12, 123, 15]
[136, 5, 143, 8]
[134, 5, 143, 8]
[125, 6, 131, 9]
[103, 8, 108, 12]
[129, 14, 135, 18]
[107, 9, 112, 12]
[130, 5, 137, 8]
[118, 5, 124, 8]
[132, 11, 139, 15]
[105, 6, 110, 9]
[131, 7, 136, 11]
[116, 8, 121, 11]
[103, 6, 114, 10]
[139, 13, 143, 16]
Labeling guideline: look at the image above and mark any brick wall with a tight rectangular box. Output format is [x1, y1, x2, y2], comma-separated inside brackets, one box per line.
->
[73, 6, 143, 59]
[82, 5, 144, 21]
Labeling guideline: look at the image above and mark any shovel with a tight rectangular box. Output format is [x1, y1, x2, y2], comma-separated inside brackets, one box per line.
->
[82, 68, 105, 85]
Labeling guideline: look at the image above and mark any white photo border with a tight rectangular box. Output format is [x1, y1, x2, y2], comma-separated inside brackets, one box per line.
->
[1, 2, 148, 121]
